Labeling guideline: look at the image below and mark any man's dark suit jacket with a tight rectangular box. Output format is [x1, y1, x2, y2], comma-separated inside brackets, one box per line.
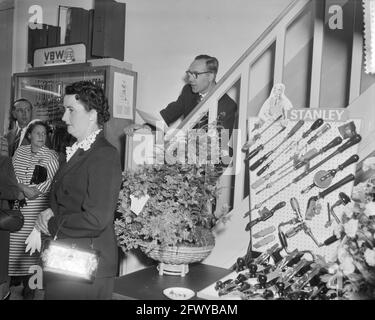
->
[160, 84, 237, 132]
[47, 132, 122, 279]
[6, 127, 30, 157]
[0, 156, 20, 284]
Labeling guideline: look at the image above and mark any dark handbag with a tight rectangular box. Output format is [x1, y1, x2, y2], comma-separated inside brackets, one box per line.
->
[0, 208, 24, 232]
[30, 165, 47, 184]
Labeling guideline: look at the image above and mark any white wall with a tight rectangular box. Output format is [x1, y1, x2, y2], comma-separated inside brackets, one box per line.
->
[12, 0, 294, 119]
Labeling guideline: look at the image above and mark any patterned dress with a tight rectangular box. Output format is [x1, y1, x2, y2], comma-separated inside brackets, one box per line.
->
[9, 145, 59, 276]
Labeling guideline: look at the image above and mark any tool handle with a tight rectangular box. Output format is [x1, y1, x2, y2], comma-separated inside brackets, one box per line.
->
[270, 201, 286, 213]
[318, 174, 355, 199]
[322, 136, 343, 153]
[251, 176, 267, 189]
[307, 123, 331, 145]
[287, 120, 305, 138]
[294, 149, 319, 170]
[302, 119, 324, 138]
[338, 154, 359, 171]
[337, 134, 362, 153]
[250, 151, 272, 171]
[323, 235, 339, 246]
[290, 197, 302, 220]
[257, 162, 272, 176]
[285, 224, 303, 238]
[245, 217, 260, 230]
[247, 145, 263, 160]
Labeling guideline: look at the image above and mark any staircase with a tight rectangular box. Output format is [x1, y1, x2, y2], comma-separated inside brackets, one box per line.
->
[172, 0, 375, 268]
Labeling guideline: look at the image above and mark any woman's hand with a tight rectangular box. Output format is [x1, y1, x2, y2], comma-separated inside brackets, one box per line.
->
[35, 208, 54, 236]
[20, 185, 41, 200]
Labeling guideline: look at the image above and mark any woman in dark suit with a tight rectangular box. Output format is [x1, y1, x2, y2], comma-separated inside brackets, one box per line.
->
[0, 155, 21, 300]
[35, 81, 122, 300]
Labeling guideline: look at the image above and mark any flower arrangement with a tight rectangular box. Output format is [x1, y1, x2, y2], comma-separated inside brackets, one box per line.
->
[115, 116, 229, 255]
[320, 157, 375, 299]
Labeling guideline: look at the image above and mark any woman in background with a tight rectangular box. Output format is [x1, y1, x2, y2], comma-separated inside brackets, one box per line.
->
[9, 121, 59, 299]
[36, 81, 122, 300]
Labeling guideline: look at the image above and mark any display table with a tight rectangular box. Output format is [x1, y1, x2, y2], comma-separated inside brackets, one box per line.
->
[113, 263, 230, 300]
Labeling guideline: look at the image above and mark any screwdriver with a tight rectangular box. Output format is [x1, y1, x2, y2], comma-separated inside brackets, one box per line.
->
[307, 123, 331, 145]
[249, 120, 305, 171]
[256, 119, 324, 176]
[252, 115, 283, 140]
[255, 141, 294, 176]
[302, 118, 324, 139]
[246, 126, 286, 161]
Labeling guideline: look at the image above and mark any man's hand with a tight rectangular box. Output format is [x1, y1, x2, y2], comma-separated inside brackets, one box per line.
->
[35, 208, 54, 236]
[123, 123, 151, 136]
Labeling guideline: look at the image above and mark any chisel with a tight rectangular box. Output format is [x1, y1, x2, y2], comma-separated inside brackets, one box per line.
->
[249, 120, 305, 171]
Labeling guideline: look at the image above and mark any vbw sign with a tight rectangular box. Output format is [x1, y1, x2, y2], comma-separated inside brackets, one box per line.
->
[34, 43, 86, 67]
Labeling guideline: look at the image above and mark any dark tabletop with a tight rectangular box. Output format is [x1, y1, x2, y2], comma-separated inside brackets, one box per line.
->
[113, 263, 230, 300]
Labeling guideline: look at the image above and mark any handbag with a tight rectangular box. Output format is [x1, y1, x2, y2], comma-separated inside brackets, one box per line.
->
[30, 165, 47, 184]
[0, 200, 24, 232]
[41, 218, 100, 283]
[0, 208, 24, 232]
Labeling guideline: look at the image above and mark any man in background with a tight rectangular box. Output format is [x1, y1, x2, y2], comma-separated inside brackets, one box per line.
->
[124, 54, 237, 136]
[3, 98, 33, 157]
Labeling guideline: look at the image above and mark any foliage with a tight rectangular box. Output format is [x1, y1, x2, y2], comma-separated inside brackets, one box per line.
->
[319, 163, 375, 300]
[115, 116, 229, 253]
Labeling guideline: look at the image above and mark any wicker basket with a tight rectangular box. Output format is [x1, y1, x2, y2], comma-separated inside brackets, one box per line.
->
[142, 243, 215, 265]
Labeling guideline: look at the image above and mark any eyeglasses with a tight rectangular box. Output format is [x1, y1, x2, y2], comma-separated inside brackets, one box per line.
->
[185, 70, 212, 79]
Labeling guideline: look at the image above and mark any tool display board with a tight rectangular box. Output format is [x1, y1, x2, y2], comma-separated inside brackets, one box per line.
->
[246, 117, 361, 258]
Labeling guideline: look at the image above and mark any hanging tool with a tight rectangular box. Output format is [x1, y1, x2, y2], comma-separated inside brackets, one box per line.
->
[252, 115, 283, 139]
[253, 226, 276, 239]
[255, 141, 294, 176]
[251, 135, 360, 212]
[319, 154, 359, 182]
[301, 154, 359, 194]
[256, 119, 323, 176]
[249, 120, 305, 170]
[302, 118, 324, 139]
[252, 136, 342, 190]
[281, 221, 321, 247]
[278, 136, 344, 176]
[305, 174, 355, 220]
[307, 123, 331, 145]
[243, 115, 283, 151]
[244, 201, 285, 228]
[246, 126, 286, 160]
[325, 203, 332, 228]
[255, 137, 343, 195]
[329, 192, 351, 224]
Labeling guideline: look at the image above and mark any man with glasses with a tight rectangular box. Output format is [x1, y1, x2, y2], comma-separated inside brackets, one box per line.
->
[124, 54, 237, 135]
